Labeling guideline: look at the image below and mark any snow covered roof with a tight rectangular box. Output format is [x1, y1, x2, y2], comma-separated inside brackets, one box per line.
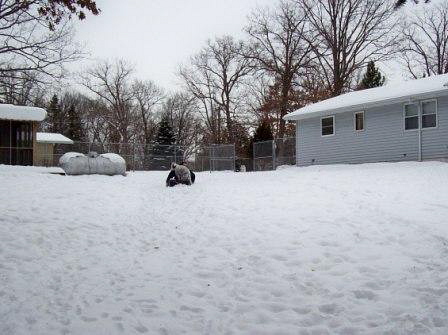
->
[0, 104, 47, 121]
[36, 133, 74, 144]
[285, 74, 448, 121]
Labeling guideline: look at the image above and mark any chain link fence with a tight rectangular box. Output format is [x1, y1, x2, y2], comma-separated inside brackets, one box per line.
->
[34, 141, 236, 172]
[33, 138, 295, 172]
[253, 137, 296, 171]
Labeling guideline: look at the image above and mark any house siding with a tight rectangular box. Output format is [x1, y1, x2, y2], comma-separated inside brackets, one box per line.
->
[296, 95, 448, 166]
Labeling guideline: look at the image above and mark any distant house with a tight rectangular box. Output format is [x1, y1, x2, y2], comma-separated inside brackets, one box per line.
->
[285, 74, 448, 166]
[35, 133, 74, 167]
[0, 104, 47, 166]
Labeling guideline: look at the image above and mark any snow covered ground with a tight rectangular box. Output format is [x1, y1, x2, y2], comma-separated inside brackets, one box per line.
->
[1, 162, 448, 335]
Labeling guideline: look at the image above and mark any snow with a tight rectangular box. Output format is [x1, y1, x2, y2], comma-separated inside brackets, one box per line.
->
[100, 153, 126, 165]
[59, 152, 86, 165]
[285, 73, 448, 120]
[1, 161, 448, 334]
[0, 104, 47, 122]
[36, 133, 74, 144]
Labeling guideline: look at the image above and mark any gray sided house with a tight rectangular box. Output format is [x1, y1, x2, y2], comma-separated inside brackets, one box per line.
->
[284, 74, 448, 166]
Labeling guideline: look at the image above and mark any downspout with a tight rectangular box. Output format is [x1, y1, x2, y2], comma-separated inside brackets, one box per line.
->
[296, 120, 299, 165]
[418, 102, 422, 162]
[418, 125, 422, 162]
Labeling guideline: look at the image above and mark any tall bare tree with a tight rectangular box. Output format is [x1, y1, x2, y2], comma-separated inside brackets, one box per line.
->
[0, 0, 99, 79]
[246, 0, 313, 138]
[132, 80, 164, 144]
[83, 98, 109, 144]
[162, 91, 202, 151]
[300, 0, 399, 96]
[401, 2, 448, 78]
[180, 36, 252, 143]
[81, 60, 136, 144]
[0, 71, 47, 106]
[180, 62, 222, 143]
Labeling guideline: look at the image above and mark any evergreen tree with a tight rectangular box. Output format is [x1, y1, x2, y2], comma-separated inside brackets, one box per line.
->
[358, 61, 385, 90]
[155, 114, 175, 145]
[47, 94, 62, 133]
[150, 114, 177, 169]
[253, 119, 274, 142]
[67, 104, 84, 142]
[248, 119, 274, 158]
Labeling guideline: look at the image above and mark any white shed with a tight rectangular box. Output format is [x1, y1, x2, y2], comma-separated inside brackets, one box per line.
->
[35, 133, 74, 166]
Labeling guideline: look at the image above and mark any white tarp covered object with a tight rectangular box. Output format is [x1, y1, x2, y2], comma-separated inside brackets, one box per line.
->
[0, 104, 47, 121]
[59, 152, 126, 176]
[36, 132, 74, 144]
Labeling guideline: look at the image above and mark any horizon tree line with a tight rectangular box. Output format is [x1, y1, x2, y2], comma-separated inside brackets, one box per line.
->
[0, 0, 446, 159]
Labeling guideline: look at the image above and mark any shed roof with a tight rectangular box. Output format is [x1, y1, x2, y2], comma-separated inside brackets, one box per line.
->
[36, 133, 74, 144]
[0, 104, 47, 121]
[284, 74, 448, 121]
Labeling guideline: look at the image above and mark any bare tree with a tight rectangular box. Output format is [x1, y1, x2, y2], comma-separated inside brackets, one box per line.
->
[401, 2, 448, 78]
[83, 98, 110, 144]
[300, 0, 399, 96]
[81, 60, 136, 144]
[0, 71, 47, 105]
[0, 0, 98, 79]
[180, 61, 222, 143]
[180, 36, 252, 143]
[395, 0, 430, 9]
[242, 75, 273, 123]
[132, 80, 164, 144]
[162, 91, 202, 151]
[246, 0, 313, 137]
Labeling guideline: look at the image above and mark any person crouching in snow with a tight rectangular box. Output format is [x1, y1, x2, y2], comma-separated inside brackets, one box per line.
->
[166, 162, 194, 187]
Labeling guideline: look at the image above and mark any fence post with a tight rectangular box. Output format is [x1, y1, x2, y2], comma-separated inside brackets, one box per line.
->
[272, 140, 276, 170]
[132, 142, 136, 171]
[209, 146, 212, 172]
[212, 145, 215, 172]
[233, 143, 236, 172]
[174, 143, 177, 164]
[252, 141, 256, 172]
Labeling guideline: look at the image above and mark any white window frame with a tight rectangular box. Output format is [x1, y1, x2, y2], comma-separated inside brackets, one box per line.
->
[420, 99, 438, 130]
[403, 102, 420, 132]
[321, 115, 335, 137]
[354, 111, 365, 132]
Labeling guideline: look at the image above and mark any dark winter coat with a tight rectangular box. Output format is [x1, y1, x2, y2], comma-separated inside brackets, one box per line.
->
[166, 163, 194, 186]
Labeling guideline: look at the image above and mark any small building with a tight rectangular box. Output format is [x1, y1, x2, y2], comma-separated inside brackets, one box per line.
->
[285, 74, 448, 166]
[34, 133, 74, 167]
[0, 104, 47, 166]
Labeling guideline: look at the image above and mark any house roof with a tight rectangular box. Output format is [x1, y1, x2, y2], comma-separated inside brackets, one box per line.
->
[0, 104, 47, 121]
[284, 74, 448, 121]
[36, 133, 74, 144]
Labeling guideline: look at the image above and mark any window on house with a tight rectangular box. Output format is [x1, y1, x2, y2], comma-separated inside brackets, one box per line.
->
[321, 116, 334, 136]
[354, 112, 364, 131]
[422, 100, 437, 128]
[404, 103, 419, 130]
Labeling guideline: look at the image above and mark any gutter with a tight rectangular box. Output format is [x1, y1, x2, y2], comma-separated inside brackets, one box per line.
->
[284, 89, 448, 121]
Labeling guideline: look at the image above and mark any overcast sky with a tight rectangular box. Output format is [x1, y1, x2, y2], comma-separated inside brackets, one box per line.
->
[70, 0, 444, 92]
[72, 0, 274, 91]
